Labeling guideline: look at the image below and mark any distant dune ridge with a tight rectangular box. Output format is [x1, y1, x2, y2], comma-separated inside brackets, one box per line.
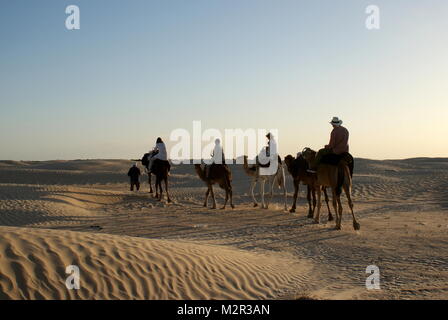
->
[0, 158, 447, 299]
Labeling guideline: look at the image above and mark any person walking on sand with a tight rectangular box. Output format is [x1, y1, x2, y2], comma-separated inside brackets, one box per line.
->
[308, 116, 349, 173]
[127, 162, 141, 191]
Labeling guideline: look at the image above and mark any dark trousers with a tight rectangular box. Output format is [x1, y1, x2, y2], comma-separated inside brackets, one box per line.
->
[130, 181, 140, 191]
[310, 148, 334, 169]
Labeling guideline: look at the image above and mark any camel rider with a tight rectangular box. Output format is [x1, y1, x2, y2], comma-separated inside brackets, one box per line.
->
[205, 138, 225, 178]
[149, 137, 168, 173]
[308, 117, 349, 173]
[211, 138, 225, 164]
[258, 133, 277, 165]
[258, 133, 279, 174]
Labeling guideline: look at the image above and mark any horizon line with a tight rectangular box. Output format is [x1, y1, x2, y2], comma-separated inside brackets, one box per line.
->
[1, 156, 448, 163]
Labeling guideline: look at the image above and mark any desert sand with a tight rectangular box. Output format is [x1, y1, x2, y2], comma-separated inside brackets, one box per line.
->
[0, 158, 447, 299]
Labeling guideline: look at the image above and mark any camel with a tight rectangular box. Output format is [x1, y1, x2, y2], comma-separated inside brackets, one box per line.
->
[284, 154, 333, 221]
[242, 156, 287, 211]
[194, 164, 234, 209]
[134, 151, 157, 193]
[301, 148, 360, 230]
[151, 159, 172, 202]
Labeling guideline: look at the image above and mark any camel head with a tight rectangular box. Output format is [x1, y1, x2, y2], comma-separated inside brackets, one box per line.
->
[284, 155, 295, 169]
[194, 164, 206, 180]
[242, 155, 257, 176]
[242, 155, 249, 167]
[301, 147, 316, 164]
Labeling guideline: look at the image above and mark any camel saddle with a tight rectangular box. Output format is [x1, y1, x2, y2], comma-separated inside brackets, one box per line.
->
[152, 159, 171, 172]
[206, 163, 230, 172]
[256, 155, 282, 168]
[320, 152, 354, 177]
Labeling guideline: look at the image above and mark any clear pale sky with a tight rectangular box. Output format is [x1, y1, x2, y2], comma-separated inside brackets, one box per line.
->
[1, 0, 447, 160]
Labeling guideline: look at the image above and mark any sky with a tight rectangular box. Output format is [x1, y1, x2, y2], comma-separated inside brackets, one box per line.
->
[1, 0, 447, 161]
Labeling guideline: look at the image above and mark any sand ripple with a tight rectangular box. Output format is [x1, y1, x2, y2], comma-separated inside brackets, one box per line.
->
[0, 226, 310, 300]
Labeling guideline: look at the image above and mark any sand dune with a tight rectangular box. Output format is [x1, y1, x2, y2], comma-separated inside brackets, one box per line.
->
[0, 226, 310, 300]
[0, 158, 447, 299]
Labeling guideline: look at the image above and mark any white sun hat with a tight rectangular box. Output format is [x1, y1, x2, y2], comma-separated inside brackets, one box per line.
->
[330, 116, 343, 126]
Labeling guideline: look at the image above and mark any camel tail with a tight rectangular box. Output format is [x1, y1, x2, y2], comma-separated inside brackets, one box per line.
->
[336, 164, 351, 196]
[349, 158, 354, 178]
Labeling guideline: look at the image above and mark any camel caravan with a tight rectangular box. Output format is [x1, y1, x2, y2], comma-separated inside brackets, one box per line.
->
[132, 117, 360, 230]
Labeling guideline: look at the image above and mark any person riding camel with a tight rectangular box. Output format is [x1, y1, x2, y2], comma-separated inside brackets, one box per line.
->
[205, 138, 225, 179]
[149, 137, 168, 173]
[308, 116, 349, 173]
[258, 133, 277, 166]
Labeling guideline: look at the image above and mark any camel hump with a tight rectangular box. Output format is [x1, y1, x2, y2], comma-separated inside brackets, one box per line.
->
[255, 155, 282, 168]
[319, 152, 354, 178]
[207, 163, 230, 171]
[154, 159, 171, 172]
[206, 163, 232, 181]
[321, 152, 353, 166]
[278, 155, 282, 165]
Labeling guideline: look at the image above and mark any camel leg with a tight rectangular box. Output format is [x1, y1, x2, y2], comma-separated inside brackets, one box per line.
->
[204, 188, 210, 207]
[324, 188, 334, 221]
[164, 178, 171, 203]
[148, 173, 153, 193]
[221, 176, 233, 209]
[221, 186, 229, 210]
[336, 195, 343, 230]
[267, 178, 275, 209]
[290, 181, 299, 213]
[267, 175, 278, 209]
[221, 191, 228, 209]
[312, 188, 317, 217]
[160, 178, 164, 201]
[157, 178, 163, 201]
[282, 172, 287, 211]
[314, 187, 322, 224]
[330, 189, 339, 228]
[160, 183, 164, 201]
[306, 186, 313, 218]
[260, 180, 266, 209]
[154, 177, 159, 199]
[250, 180, 258, 207]
[343, 183, 360, 230]
[209, 184, 217, 209]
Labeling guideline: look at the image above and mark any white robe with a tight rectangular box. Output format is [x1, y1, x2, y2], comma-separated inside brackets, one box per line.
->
[211, 144, 224, 164]
[259, 139, 278, 176]
[152, 142, 167, 161]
